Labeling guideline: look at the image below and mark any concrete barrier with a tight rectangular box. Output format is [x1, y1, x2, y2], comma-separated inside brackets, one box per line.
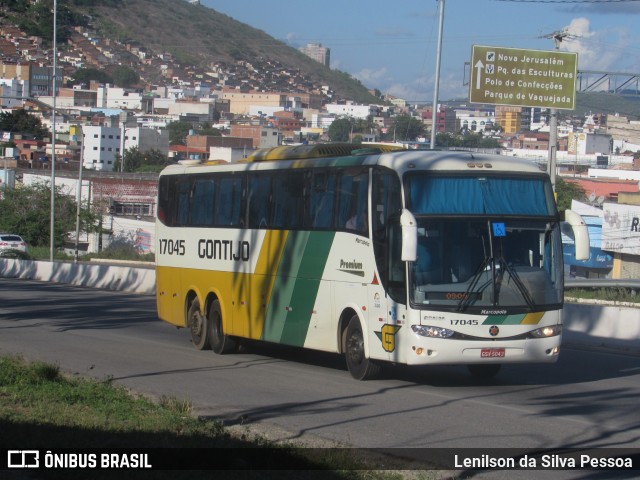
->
[1, 259, 638, 352]
[0, 258, 155, 294]
[562, 302, 640, 354]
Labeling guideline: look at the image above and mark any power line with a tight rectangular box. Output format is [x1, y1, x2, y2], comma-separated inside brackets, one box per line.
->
[495, 0, 640, 3]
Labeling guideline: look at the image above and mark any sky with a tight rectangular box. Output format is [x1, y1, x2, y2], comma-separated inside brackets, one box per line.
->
[202, 0, 640, 103]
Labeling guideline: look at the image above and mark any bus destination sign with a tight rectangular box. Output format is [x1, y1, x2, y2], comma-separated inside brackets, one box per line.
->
[469, 45, 577, 110]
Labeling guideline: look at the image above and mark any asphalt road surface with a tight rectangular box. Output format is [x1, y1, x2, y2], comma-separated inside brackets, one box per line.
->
[1, 278, 639, 478]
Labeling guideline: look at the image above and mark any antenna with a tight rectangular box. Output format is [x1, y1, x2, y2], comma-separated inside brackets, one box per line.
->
[540, 29, 579, 49]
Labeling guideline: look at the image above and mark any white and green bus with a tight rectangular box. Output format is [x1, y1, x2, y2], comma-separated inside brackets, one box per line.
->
[156, 144, 589, 380]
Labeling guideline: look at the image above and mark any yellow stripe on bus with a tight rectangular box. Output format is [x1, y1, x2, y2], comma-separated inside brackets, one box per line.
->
[521, 312, 545, 325]
[245, 230, 289, 340]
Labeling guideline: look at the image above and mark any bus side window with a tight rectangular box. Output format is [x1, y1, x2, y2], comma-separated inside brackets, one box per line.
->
[337, 170, 368, 234]
[309, 171, 336, 229]
[215, 176, 242, 226]
[176, 179, 190, 226]
[247, 174, 271, 229]
[158, 176, 176, 226]
[271, 172, 304, 229]
[191, 178, 215, 226]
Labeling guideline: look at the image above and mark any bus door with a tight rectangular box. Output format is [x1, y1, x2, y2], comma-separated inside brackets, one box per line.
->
[370, 168, 405, 362]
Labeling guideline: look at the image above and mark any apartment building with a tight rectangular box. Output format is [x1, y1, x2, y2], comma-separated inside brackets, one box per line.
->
[81, 125, 122, 171]
[0, 62, 62, 97]
[299, 43, 331, 68]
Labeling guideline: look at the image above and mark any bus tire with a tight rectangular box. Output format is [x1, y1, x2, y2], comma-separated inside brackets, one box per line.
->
[188, 298, 210, 351]
[467, 364, 501, 379]
[209, 299, 237, 354]
[345, 316, 381, 380]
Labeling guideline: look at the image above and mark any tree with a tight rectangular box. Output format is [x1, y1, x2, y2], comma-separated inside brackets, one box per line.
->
[328, 117, 352, 142]
[435, 132, 458, 148]
[111, 65, 139, 88]
[555, 177, 586, 212]
[113, 147, 170, 173]
[72, 68, 112, 86]
[196, 123, 222, 137]
[387, 115, 425, 142]
[167, 121, 194, 146]
[0, 183, 98, 248]
[0, 109, 49, 139]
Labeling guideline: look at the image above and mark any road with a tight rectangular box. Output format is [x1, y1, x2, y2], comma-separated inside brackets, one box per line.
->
[1, 278, 639, 476]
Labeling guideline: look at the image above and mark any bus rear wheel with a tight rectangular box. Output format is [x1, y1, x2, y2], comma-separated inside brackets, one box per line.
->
[188, 298, 210, 351]
[209, 299, 237, 354]
[467, 364, 501, 379]
[345, 317, 381, 380]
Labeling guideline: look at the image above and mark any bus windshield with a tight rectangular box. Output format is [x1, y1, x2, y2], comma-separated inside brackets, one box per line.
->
[410, 218, 563, 312]
[405, 173, 562, 313]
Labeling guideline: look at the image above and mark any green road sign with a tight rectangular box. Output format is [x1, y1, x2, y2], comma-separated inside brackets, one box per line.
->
[469, 45, 577, 110]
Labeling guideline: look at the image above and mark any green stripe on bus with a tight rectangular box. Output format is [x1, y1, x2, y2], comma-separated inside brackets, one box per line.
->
[262, 231, 308, 343]
[280, 231, 335, 346]
[482, 314, 527, 325]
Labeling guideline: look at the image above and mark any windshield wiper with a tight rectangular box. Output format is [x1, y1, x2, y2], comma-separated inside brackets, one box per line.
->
[497, 256, 536, 310]
[456, 256, 492, 312]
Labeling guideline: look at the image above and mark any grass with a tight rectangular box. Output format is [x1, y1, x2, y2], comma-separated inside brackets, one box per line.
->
[565, 287, 640, 304]
[14, 246, 155, 263]
[0, 355, 438, 479]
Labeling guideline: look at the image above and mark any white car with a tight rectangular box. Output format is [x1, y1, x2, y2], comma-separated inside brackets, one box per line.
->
[0, 234, 28, 256]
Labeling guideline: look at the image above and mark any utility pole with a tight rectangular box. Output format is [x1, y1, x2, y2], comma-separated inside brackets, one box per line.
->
[544, 30, 570, 192]
[430, 0, 445, 150]
[74, 128, 84, 263]
[49, 0, 57, 261]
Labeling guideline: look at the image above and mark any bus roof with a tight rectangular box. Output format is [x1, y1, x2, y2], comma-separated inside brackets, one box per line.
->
[162, 147, 546, 178]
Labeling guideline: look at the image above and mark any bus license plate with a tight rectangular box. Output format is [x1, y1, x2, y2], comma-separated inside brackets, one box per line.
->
[481, 348, 505, 358]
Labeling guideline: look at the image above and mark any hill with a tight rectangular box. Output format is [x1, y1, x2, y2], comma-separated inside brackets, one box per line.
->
[572, 92, 640, 120]
[73, 0, 380, 104]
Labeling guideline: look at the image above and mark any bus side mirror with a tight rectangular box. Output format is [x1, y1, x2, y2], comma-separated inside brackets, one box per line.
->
[400, 209, 417, 262]
[564, 209, 590, 261]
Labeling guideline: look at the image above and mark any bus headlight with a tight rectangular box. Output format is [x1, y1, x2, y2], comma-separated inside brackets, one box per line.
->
[530, 325, 562, 338]
[412, 325, 455, 338]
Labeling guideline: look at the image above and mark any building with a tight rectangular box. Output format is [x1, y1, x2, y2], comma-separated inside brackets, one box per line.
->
[325, 102, 377, 120]
[421, 106, 457, 133]
[562, 201, 613, 279]
[601, 199, 640, 279]
[568, 132, 612, 156]
[123, 126, 169, 156]
[97, 85, 143, 110]
[494, 106, 522, 134]
[222, 91, 290, 116]
[81, 125, 122, 171]
[0, 62, 62, 97]
[229, 124, 280, 149]
[605, 114, 640, 145]
[511, 132, 549, 152]
[0, 78, 26, 108]
[271, 111, 305, 141]
[299, 43, 330, 67]
[21, 171, 157, 254]
[168, 100, 217, 122]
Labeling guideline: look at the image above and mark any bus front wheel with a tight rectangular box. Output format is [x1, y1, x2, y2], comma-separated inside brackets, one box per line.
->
[345, 316, 381, 380]
[209, 299, 237, 354]
[188, 298, 210, 351]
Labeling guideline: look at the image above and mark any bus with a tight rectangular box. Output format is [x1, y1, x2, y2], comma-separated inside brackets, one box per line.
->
[155, 144, 589, 380]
